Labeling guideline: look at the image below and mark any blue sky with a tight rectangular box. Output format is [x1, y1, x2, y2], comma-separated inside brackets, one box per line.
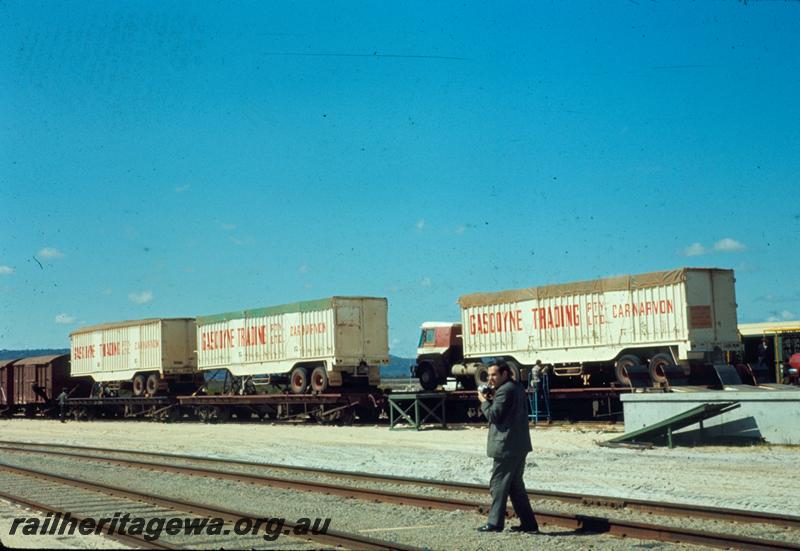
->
[1, 1, 798, 355]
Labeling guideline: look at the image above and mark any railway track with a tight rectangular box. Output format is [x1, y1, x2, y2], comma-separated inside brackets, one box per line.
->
[1, 440, 798, 550]
[0, 458, 420, 550]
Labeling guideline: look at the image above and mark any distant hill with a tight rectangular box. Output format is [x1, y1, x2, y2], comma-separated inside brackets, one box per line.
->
[0, 349, 69, 360]
[383, 354, 415, 378]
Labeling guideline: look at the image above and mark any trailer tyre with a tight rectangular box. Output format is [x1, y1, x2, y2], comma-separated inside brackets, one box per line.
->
[417, 364, 438, 391]
[614, 355, 639, 386]
[474, 365, 489, 388]
[648, 353, 673, 385]
[310, 367, 329, 393]
[132, 374, 146, 397]
[145, 373, 160, 396]
[289, 367, 309, 394]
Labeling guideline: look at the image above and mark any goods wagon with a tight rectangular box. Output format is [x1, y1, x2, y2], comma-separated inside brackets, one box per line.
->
[197, 296, 389, 393]
[70, 318, 198, 396]
[413, 268, 741, 389]
[0, 358, 19, 414]
[10, 355, 91, 416]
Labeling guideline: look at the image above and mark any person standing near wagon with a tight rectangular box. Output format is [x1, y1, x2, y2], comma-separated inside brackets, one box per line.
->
[56, 387, 69, 423]
[476, 360, 539, 533]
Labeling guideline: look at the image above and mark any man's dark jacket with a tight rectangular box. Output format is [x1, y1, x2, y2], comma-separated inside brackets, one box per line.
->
[480, 379, 532, 458]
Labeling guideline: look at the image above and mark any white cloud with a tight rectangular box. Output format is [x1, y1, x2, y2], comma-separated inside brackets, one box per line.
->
[128, 290, 154, 304]
[0, 265, 13, 275]
[420, 277, 432, 287]
[415, 219, 425, 231]
[229, 237, 244, 246]
[455, 225, 466, 235]
[221, 223, 236, 231]
[38, 247, 64, 258]
[175, 184, 191, 193]
[298, 263, 308, 274]
[767, 310, 796, 322]
[713, 238, 746, 252]
[54, 313, 76, 324]
[682, 242, 707, 257]
[101, 288, 113, 295]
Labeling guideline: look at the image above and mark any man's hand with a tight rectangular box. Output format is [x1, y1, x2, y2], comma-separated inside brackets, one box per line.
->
[477, 390, 487, 403]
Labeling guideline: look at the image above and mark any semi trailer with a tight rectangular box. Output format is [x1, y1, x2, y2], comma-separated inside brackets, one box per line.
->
[413, 268, 741, 389]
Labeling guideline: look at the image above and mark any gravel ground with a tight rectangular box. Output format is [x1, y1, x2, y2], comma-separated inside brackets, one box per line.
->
[0, 418, 797, 549]
[4, 444, 797, 546]
[0, 449, 707, 550]
[0, 497, 124, 549]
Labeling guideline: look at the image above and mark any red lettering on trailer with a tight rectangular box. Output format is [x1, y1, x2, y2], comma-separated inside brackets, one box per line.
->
[468, 310, 523, 335]
[237, 325, 267, 346]
[612, 299, 674, 319]
[201, 329, 236, 351]
[73, 345, 95, 359]
[290, 322, 327, 337]
[531, 304, 581, 330]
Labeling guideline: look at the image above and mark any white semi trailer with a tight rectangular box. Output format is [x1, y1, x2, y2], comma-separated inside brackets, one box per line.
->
[413, 268, 741, 389]
[70, 318, 198, 396]
[196, 296, 389, 393]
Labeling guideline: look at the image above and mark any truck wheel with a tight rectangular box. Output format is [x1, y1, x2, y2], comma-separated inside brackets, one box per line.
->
[132, 374, 146, 396]
[289, 367, 309, 394]
[474, 365, 489, 388]
[648, 353, 673, 385]
[145, 373, 160, 396]
[418, 364, 438, 391]
[310, 367, 329, 393]
[614, 355, 639, 386]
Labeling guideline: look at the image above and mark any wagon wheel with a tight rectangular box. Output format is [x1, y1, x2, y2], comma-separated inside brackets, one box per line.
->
[339, 408, 356, 426]
[310, 367, 329, 393]
[354, 404, 379, 424]
[289, 367, 309, 394]
[145, 373, 160, 396]
[132, 374, 146, 397]
[648, 353, 673, 385]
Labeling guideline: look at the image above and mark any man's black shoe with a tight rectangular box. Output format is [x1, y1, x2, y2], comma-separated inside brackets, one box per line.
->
[509, 524, 539, 533]
[477, 524, 503, 532]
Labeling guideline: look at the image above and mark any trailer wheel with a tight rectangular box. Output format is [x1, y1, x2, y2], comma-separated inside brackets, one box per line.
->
[289, 367, 309, 394]
[132, 374, 146, 396]
[417, 364, 438, 391]
[614, 355, 639, 386]
[649, 353, 673, 385]
[310, 367, 329, 393]
[145, 373, 160, 396]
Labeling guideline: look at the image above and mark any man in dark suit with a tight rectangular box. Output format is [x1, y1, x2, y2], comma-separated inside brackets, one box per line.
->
[477, 360, 539, 533]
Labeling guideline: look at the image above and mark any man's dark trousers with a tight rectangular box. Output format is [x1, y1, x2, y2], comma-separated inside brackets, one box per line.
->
[488, 453, 535, 528]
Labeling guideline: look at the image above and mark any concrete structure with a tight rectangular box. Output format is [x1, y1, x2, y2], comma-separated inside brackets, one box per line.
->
[621, 387, 800, 445]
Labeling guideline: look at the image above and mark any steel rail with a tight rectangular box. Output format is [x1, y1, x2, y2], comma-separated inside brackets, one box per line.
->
[0, 461, 421, 551]
[0, 489, 180, 550]
[0, 444, 797, 550]
[1, 439, 797, 530]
